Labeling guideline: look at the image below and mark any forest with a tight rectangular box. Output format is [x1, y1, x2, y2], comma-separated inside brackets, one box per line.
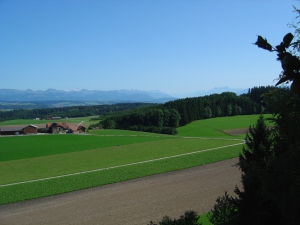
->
[92, 86, 285, 134]
[0, 103, 154, 122]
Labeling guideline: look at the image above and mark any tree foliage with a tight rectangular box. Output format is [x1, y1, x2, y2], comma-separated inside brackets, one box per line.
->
[0, 103, 153, 122]
[210, 6, 300, 225]
[263, 89, 300, 224]
[208, 192, 238, 225]
[254, 16, 300, 93]
[251, 9, 300, 223]
[148, 211, 201, 225]
[96, 91, 269, 135]
[234, 115, 279, 225]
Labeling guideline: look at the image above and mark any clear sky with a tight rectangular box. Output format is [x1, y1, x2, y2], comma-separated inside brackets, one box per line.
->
[0, 0, 298, 96]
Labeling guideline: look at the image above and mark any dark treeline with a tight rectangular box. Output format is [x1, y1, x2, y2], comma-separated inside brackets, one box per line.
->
[96, 86, 286, 135]
[164, 92, 261, 126]
[96, 106, 181, 135]
[0, 100, 90, 110]
[0, 103, 154, 122]
[241, 85, 283, 109]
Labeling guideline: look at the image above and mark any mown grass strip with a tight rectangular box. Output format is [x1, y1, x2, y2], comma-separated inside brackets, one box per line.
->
[0, 138, 242, 185]
[0, 134, 173, 162]
[0, 144, 242, 205]
[89, 129, 172, 136]
[0, 142, 243, 187]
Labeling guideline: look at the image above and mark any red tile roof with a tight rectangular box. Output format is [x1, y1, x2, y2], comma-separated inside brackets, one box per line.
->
[68, 124, 79, 131]
[47, 122, 69, 129]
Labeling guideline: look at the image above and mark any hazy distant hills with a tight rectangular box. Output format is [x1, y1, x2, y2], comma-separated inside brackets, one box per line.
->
[172, 87, 248, 98]
[0, 88, 176, 103]
[0, 87, 249, 103]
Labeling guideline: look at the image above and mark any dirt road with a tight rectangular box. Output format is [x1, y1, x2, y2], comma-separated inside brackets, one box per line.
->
[0, 158, 241, 225]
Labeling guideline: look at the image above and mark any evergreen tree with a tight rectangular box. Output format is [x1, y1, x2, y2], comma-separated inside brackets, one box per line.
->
[169, 108, 181, 128]
[234, 115, 278, 225]
[252, 9, 300, 222]
[210, 6, 300, 225]
[262, 89, 300, 224]
[203, 106, 212, 118]
[216, 105, 222, 117]
[227, 104, 232, 116]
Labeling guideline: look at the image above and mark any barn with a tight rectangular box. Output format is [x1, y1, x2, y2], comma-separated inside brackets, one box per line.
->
[23, 125, 38, 134]
[0, 127, 24, 135]
[0, 124, 38, 135]
[68, 124, 86, 133]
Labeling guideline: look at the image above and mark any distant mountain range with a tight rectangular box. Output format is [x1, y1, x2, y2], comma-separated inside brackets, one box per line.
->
[0, 88, 176, 103]
[0, 87, 249, 103]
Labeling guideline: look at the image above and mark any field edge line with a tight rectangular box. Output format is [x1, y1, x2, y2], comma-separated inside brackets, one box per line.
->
[0, 142, 244, 188]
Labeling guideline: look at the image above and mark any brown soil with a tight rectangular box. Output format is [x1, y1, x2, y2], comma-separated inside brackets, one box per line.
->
[223, 128, 249, 136]
[0, 158, 241, 225]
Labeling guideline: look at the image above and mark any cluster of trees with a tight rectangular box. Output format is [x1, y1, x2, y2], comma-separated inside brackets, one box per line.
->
[163, 92, 263, 126]
[148, 211, 200, 225]
[97, 90, 273, 134]
[148, 6, 300, 225]
[241, 85, 281, 110]
[209, 90, 300, 225]
[98, 107, 181, 134]
[208, 10, 300, 225]
[0, 103, 153, 122]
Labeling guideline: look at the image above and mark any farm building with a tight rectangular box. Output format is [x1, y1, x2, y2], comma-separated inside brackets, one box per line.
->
[0, 123, 85, 135]
[0, 127, 24, 135]
[0, 124, 38, 135]
[68, 124, 86, 133]
[46, 122, 69, 133]
[23, 125, 38, 134]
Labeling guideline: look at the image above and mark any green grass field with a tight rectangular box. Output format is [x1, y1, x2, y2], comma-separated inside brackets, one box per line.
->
[0, 115, 268, 205]
[0, 138, 241, 185]
[0, 134, 173, 162]
[177, 114, 272, 138]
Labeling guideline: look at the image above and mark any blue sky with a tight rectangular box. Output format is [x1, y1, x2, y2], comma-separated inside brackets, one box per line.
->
[0, 0, 298, 96]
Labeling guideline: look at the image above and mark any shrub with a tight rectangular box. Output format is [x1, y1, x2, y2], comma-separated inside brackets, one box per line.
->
[208, 192, 238, 225]
[160, 127, 178, 135]
[148, 210, 201, 225]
